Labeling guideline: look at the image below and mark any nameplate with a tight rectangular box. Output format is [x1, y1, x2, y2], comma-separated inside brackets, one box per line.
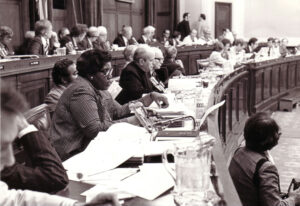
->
[29, 61, 39, 66]
[0, 65, 4, 70]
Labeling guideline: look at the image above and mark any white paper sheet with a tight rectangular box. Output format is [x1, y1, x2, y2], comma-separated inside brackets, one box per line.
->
[63, 123, 151, 176]
[118, 164, 175, 200]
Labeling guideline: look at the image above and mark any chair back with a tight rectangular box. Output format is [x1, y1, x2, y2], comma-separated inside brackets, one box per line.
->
[24, 103, 51, 131]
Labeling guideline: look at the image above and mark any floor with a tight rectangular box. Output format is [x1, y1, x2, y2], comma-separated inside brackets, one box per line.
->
[271, 105, 300, 191]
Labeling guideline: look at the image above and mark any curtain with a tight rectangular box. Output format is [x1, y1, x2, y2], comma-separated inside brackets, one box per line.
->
[67, 0, 102, 27]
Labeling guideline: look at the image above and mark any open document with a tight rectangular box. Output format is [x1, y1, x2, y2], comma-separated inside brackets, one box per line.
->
[63, 123, 151, 177]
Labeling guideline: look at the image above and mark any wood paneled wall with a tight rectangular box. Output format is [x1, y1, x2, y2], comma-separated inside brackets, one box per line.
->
[0, 0, 30, 48]
[102, 0, 145, 42]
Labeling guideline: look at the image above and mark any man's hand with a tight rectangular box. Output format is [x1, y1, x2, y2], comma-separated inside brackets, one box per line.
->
[85, 193, 120, 206]
[150, 92, 169, 108]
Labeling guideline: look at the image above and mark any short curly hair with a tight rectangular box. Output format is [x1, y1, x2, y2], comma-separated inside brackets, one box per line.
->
[77, 49, 112, 78]
[52, 59, 74, 86]
[70, 24, 88, 37]
[0, 26, 13, 41]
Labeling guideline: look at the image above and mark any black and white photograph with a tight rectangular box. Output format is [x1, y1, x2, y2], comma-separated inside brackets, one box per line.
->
[1, 0, 300, 205]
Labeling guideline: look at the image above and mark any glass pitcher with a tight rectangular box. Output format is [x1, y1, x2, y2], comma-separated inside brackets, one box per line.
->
[162, 135, 216, 206]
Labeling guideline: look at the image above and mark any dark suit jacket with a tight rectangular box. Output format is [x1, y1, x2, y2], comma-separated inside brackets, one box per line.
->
[176, 20, 191, 40]
[78, 37, 93, 50]
[1, 130, 68, 193]
[27, 36, 54, 55]
[229, 147, 293, 206]
[60, 35, 86, 51]
[113, 35, 136, 47]
[116, 61, 154, 105]
[137, 36, 146, 44]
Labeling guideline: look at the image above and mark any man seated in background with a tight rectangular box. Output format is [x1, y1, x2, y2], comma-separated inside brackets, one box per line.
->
[279, 38, 290, 57]
[113, 25, 137, 47]
[150, 47, 166, 92]
[116, 45, 156, 104]
[44, 58, 78, 115]
[60, 24, 88, 54]
[138, 25, 156, 44]
[183, 29, 206, 46]
[258, 37, 280, 59]
[159, 29, 171, 47]
[79, 26, 99, 50]
[58, 27, 70, 45]
[94, 26, 111, 51]
[170, 31, 183, 47]
[27, 20, 56, 55]
[0, 82, 120, 206]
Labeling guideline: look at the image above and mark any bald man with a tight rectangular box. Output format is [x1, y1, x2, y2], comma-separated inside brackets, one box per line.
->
[116, 45, 155, 104]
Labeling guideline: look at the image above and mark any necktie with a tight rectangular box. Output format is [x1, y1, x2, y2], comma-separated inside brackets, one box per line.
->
[44, 40, 49, 55]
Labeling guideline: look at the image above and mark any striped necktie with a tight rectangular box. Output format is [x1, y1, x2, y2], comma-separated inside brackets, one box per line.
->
[44, 40, 49, 55]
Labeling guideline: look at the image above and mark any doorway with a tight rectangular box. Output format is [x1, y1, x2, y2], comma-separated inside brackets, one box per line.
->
[215, 2, 232, 38]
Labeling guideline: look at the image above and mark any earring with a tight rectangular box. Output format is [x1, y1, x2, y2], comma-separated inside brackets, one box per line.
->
[90, 76, 94, 80]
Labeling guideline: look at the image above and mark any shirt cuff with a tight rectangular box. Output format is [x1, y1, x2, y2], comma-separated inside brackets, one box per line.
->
[17, 124, 38, 138]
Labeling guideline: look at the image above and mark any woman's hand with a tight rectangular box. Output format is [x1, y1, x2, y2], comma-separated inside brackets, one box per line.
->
[150, 92, 169, 108]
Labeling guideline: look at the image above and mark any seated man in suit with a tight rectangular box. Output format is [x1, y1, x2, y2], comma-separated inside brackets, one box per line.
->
[122, 44, 138, 69]
[93, 26, 111, 51]
[138, 25, 156, 44]
[27, 20, 56, 55]
[79, 26, 99, 50]
[182, 29, 206, 46]
[116, 45, 155, 104]
[0, 82, 120, 206]
[159, 29, 171, 47]
[113, 25, 137, 47]
[60, 24, 88, 54]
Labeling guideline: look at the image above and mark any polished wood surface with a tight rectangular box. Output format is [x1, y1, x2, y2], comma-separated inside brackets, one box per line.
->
[0, 45, 214, 108]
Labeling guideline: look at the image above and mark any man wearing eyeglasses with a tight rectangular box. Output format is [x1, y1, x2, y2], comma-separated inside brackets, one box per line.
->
[50, 49, 169, 161]
[116, 45, 157, 104]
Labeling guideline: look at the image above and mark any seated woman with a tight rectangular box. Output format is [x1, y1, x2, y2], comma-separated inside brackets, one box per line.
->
[0, 26, 14, 58]
[44, 58, 78, 114]
[229, 112, 300, 206]
[122, 44, 138, 69]
[50, 49, 168, 160]
[170, 31, 184, 47]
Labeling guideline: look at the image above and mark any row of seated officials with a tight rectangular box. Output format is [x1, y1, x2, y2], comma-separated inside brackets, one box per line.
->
[1, 22, 300, 206]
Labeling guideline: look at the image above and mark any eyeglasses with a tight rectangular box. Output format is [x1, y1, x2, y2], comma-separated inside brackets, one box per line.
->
[100, 67, 113, 76]
[155, 58, 164, 62]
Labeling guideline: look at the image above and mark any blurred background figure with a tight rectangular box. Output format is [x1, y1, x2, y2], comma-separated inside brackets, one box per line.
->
[113, 25, 137, 47]
[94, 26, 111, 51]
[15, 31, 35, 55]
[58, 27, 70, 45]
[196, 13, 212, 42]
[159, 29, 171, 47]
[176, 12, 191, 40]
[138, 25, 156, 44]
[0, 26, 14, 58]
[122, 44, 138, 69]
[79, 26, 100, 50]
[27, 20, 56, 55]
[60, 24, 88, 54]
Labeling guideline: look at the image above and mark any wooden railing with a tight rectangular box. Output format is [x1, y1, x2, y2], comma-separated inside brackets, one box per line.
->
[0, 45, 214, 108]
[208, 55, 300, 163]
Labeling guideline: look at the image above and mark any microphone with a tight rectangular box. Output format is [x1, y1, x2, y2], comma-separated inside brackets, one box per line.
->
[150, 76, 166, 93]
[132, 37, 138, 45]
[153, 115, 196, 130]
